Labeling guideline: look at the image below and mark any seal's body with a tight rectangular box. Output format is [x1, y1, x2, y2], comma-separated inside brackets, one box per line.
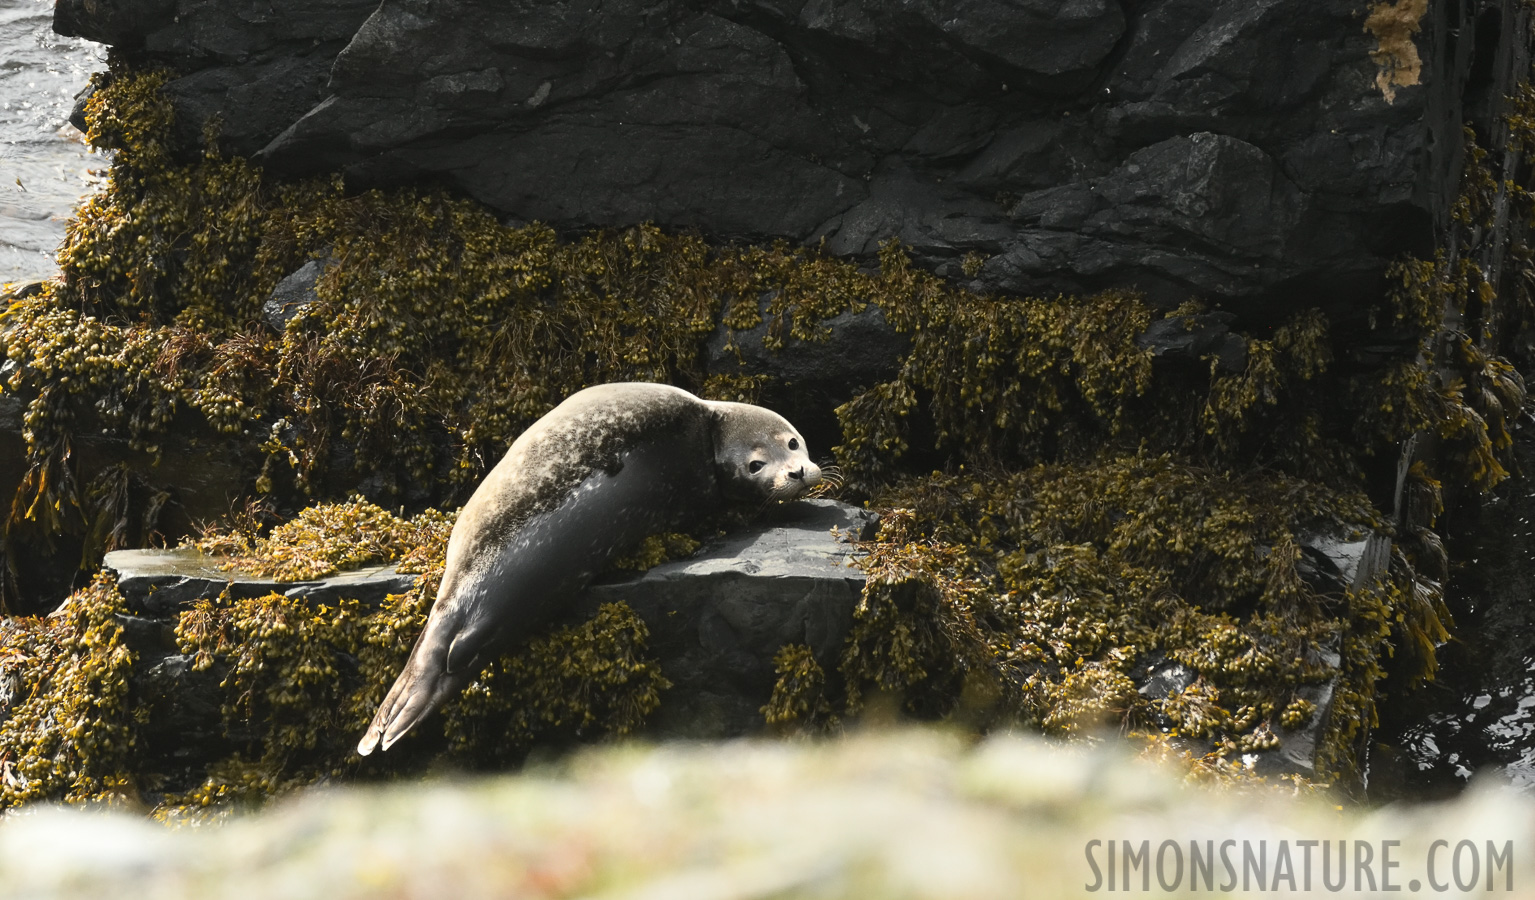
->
[357, 383, 821, 754]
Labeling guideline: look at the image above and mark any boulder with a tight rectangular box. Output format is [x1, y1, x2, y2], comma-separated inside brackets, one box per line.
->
[54, 0, 1530, 314]
[261, 257, 331, 334]
[581, 499, 879, 737]
[55, 0, 381, 154]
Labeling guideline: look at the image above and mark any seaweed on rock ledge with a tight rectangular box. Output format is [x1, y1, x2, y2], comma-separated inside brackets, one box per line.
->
[821, 461, 1420, 787]
[0, 57, 1527, 810]
[0, 62, 980, 609]
[0, 499, 671, 822]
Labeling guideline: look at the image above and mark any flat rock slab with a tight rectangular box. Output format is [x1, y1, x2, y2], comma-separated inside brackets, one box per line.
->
[103, 548, 419, 616]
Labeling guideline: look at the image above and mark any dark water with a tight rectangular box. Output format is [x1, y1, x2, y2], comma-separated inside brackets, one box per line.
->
[1374, 422, 1535, 798]
[0, 0, 103, 284]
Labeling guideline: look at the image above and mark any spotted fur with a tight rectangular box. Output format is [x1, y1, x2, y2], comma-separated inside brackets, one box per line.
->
[358, 383, 820, 754]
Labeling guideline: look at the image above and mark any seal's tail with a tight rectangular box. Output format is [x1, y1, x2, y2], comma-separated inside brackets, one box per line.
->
[356, 624, 468, 756]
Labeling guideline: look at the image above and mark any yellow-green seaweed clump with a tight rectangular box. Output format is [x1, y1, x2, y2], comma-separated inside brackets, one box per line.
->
[820, 461, 1424, 785]
[0, 576, 138, 809]
[761, 644, 838, 731]
[193, 496, 454, 580]
[609, 532, 702, 572]
[440, 602, 669, 765]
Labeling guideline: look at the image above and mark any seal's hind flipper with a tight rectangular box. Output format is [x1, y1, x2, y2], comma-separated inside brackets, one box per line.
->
[357, 616, 471, 755]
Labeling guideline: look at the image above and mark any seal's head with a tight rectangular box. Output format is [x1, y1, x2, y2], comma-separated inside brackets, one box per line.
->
[708, 401, 822, 503]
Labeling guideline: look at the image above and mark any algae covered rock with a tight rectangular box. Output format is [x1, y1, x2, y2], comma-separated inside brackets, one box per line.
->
[5, 3, 1535, 803]
[74, 494, 1348, 797]
[98, 498, 881, 747]
[0, 497, 885, 816]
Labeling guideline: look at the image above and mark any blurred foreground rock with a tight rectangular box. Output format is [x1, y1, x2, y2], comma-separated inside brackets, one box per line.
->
[4, 730, 1534, 900]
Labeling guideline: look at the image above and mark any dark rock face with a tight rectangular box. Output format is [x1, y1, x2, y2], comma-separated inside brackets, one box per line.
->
[56, 0, 380, 152]
[54, 0, 1528, 314]
[1134, 310, 1247, 374]
[707, 302, 910, 451]
[262, 257, 329, 333]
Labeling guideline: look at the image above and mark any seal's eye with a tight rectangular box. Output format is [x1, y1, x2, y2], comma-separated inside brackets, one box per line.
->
[788, 438, 799, 450]
[749, 460, 766, 474]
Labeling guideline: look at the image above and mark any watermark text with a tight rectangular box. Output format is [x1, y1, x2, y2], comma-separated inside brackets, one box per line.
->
[1084, 838, 1513, 893]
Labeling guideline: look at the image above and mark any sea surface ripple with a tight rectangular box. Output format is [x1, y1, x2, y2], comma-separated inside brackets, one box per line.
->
[0, 0, 103, 285]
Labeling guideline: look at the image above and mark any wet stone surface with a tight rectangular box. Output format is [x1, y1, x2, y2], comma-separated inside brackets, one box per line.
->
[105, 547, 418, 616]
[1375, 429, 1535, 798]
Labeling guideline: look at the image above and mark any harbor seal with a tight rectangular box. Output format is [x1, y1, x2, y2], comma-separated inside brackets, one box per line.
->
[357, 382, 822, 754]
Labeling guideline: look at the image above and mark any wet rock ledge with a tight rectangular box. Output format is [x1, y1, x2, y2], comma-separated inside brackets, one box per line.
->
[103, 499, 880, 747]
[100, 498, 1357, 777]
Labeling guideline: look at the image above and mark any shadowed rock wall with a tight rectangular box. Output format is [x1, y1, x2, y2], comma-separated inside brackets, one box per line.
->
[53, 0, 1531, 315]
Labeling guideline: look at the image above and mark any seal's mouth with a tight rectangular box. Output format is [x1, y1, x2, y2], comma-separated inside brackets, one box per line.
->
[803, 463, 842, 499]
[772, 462, 839, 502]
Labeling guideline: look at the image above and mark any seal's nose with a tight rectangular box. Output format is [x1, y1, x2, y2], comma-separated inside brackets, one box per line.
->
[789, 467, 805, 480]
